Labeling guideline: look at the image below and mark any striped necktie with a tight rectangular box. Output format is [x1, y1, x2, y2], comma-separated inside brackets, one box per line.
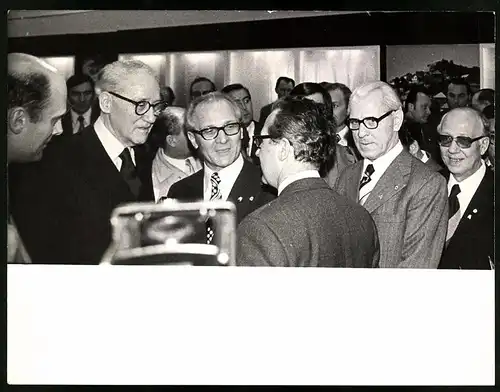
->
[445, 184, 461, 246]
[207, 172, 221, 244]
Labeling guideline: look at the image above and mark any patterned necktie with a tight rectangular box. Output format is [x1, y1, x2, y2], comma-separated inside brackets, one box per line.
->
[77, 115, 85, 134]
[335, 133, 341, 144]
[445, 184, 461, 246]
[185, 158, 195, 175]
[207, 172, 222, 244]
[119, 148, 141, 198]
[359, 164, 375, 190]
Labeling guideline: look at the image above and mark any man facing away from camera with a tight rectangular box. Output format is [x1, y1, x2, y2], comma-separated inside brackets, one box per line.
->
[237, 96, 380, 267]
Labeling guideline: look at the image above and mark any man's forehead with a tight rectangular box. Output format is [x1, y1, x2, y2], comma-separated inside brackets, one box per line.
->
[351, 91, 384, 112]
[228, 89, 249, 99]
[416, 92, 430, 103]
[193, 80, 212, 90]
[448, 84, 468, 93]
[278, 81, 293, 88]
[442, 112, 480, 134]
[71, 82, 93, 92]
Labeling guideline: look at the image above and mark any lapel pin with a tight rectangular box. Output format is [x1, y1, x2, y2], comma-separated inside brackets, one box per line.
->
[237, 196, 243, 202]
[394, 185, 399, 190]
[249, 196, 254, 202]
[378, 194, 383, 199]
[473, 209, 478, 214]
[467, 214, 472, 220]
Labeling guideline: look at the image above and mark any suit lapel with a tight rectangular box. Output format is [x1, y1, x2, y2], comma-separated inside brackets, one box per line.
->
[363, 151, 411, 213]
[345, 163, 364, 201]
[61, 112, 73, 137]
[228, 160, 262, 222]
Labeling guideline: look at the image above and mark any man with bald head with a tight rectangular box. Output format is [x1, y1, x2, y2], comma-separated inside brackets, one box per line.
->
[437, 108, 494, 269]
[335, 81, 448, 268]
[7, 53, 67, 263]
[11, 59, 165, 264]
[152, 106, 202, 201]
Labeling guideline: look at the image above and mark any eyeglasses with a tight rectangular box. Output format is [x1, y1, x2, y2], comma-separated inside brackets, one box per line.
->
[347, 110, 395, 131]
[192, 122, 241, 140]
[253, 135, 276, 149]
[191, 90, 215, 98]
[437, 134, 488, 149]
[107, 91, 167, 116]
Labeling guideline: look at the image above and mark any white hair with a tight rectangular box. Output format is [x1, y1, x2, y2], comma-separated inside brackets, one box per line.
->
[95, 59, 158, 95]
[349, 81, 402, 112]
[437, 107, 487, 136]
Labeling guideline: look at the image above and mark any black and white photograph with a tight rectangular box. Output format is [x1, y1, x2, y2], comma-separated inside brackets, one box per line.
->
[6, 10, 495, 386]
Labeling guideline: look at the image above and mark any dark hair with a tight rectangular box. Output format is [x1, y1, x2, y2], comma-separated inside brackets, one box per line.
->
[66, 73, 95, 92]
[147, 106, 185, 154]
[476, 88, 495, 106]
[483, 104, 494, 120]
[221, 83, 252, 100]
[275, 76, 295, 90]
[321, 82, 352, 106]
[447, 78, 471, 95]
[399, 127, 417, 148]
[290, 82, 334, 122]
[189, 77, 216, 96]
[404, 85, 430, 112]
[268, 96, 335, 171]
[161, 86, 176, 105]
[8, 72, 51, 123]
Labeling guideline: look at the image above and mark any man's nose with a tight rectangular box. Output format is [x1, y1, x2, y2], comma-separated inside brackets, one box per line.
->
[216, 129, 229, 143]
[448, 139, 461, 154]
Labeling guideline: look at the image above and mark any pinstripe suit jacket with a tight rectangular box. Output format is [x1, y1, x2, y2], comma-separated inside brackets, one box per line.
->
[335, 149, 448, 268]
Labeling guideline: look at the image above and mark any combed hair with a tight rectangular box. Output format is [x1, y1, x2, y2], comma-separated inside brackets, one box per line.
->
[268, 96, 336, 170]
[95, 59, 158, 95]
[8, 71, 51, 123]
[189, 77, 216, 96]
[185, 91, 243, 132]
[275, 76, 295, 89]
[221, 83, 251, 99]
[321, 82, 352, 106]
[349, 81, 402, 113]
[66, 73, 95, 92]
[476, 88, 495, 106]
[404, 85, 430, 112]
[437, 107, 488, 136]
[290, 82, 334, 122]
[447, 78, 472, 95]
[160, 86, 176, 104]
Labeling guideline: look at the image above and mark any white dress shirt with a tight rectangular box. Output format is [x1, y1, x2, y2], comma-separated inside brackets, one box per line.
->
[336, 125, 349, 147]
[94, 117, 136, 170]
[246, 121, 256, 156]
[448, 160, 486, 219]
[203, 154, 244, 201]
[359, 141, 404, 202]
[71, 108, 92, 134]
[278, 170, 321, 196]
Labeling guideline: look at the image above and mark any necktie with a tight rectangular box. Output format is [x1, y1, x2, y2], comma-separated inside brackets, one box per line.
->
[119, 148, 141, 198]
[335, 134, 341, 144]
[446, 184, 461, 245]
[359, 164, 375, 190]
[207, 172, 221, 244]
[185, 158, 195, 175]
[77, 115, 85, 134]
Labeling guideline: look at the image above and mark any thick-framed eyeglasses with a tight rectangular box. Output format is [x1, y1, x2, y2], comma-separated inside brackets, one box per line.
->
[192, 122, 241, 140]
[107, 91, 167, 116]
[437, 134, 488, 149]
[347, 110, 395, 131]
[253, 135, 276, 149]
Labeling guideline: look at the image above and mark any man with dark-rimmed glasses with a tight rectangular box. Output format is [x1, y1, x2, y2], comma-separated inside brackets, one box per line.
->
[335, 81, 448, 268]
[168, 92, 275, 239]
[11, 59, 164, 264]
[437, 107, 494, 269]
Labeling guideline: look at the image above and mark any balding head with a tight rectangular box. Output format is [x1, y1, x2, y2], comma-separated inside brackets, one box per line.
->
[438, 107, 489, 182]
[8, 53, 67, 163]
[152, 106, 192, 159]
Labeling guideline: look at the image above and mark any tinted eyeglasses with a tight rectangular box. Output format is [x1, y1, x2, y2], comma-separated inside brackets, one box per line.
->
[107, 91, 167, 116]
[437, 134, 488, 149]
[253, 135, 275, 149]
[192, 122, 241, 140]
[347, 110, 395, 131]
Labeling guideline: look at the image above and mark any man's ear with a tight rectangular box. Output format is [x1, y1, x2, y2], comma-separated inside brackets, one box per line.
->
[166, 135, 177, 148]
[8, 107, 28, 135]
[99, 92, 112, 114]
[393, 109, 404, 132]
[479, 135, 490, 156]
[279, 138, 292, 161]
[187, 131, 198, 149]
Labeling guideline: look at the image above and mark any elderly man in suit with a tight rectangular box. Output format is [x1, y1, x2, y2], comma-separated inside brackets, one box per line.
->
[259, 76, 295, 125]
[10, 59, 165, 264]
[221, 83, 262, 164]
[60, 73, 100, 138]
[237, 96, 379, 267]
[7, 53, 67, 263]
[152, 106, 202, 201]
[167, 92, 275, 232]
[437, 108, 494, 269]
[335, 81, 448, 268]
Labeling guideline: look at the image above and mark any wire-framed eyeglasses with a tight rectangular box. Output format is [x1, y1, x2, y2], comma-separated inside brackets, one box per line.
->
[347, 110, 395, 131]
[437, 134, 488, 149]
[107, 91, 167, 116]
[192, 122, 241, 140]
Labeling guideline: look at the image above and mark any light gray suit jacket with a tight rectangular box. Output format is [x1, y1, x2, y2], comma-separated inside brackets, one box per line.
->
[335, 149, 448, 268]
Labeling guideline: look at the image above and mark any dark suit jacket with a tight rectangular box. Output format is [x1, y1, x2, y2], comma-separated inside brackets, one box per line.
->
[335, 149, 448, 268]
[167, 157, 276, 224]
[61, 105, 101, 138]
[438, 168, 494, 269]
[237, 178, 380, 267]
[9, 125, 154, 264]
[241, 120, 263, 166]
[259, 102, 273, 125]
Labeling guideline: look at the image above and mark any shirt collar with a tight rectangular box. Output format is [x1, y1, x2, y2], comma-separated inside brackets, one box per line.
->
[94, 116, 130, 163]
[278, 170, 321, 196]
[204, 153, 244, 199]
[71, 108, 92, 125]
[337, 125, 349, 146]
[448, 159, 486, 191]
[362, 141, 404, 176]
[247, 121, 255, 136]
